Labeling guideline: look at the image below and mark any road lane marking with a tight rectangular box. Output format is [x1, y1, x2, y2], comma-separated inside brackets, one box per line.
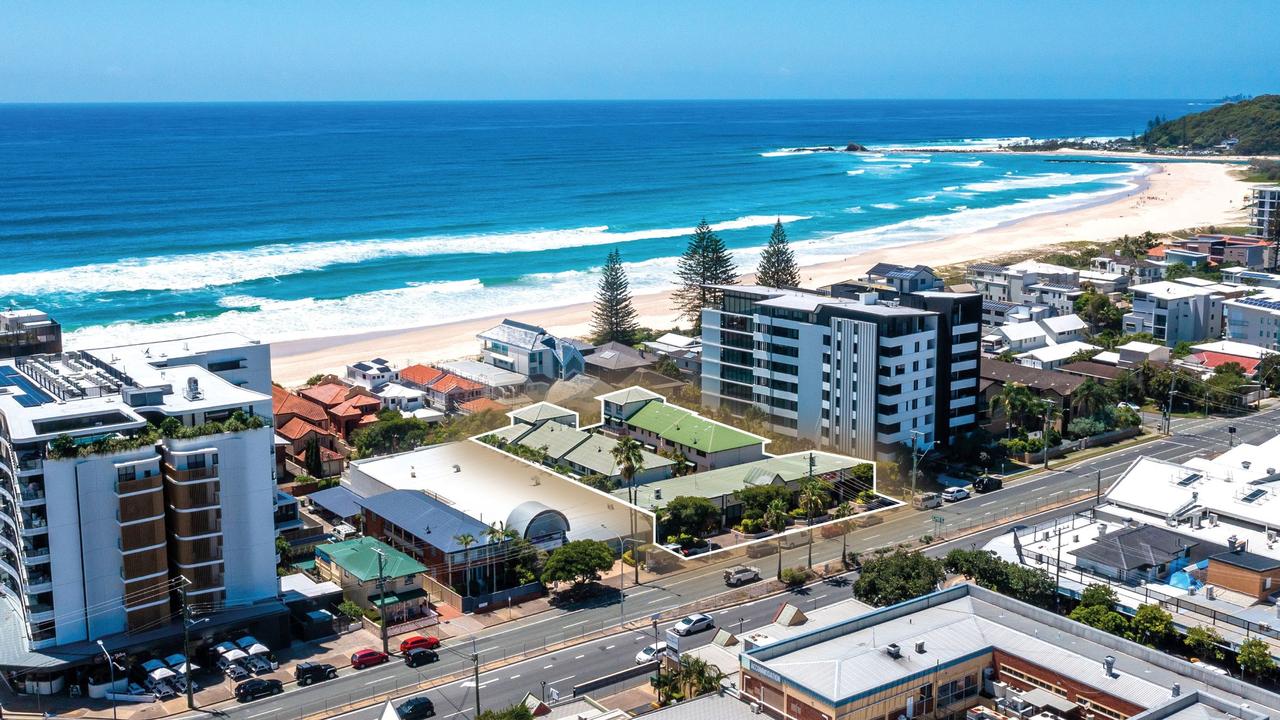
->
[574, 654, 585, 659]
[543, 664, 554, 669]
[551, 675, 575, 684]
[510, 674, 521, 679]
[605, 645, 616, 650]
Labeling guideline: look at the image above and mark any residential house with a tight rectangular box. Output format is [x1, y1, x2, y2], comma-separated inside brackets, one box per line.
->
[1123, 280, 1225, 346]
[374, 382, 428, 412]
[1016, 340, 1101, 371]
[487, 418, 674, 484]
[1092, 254, 1165, 282]
[397, 364, 486, 412]
[979, 360, 1086, 432]
[345, 358, 399, 390]
[965, 260, 1078, 307]
[1220, 266, 1280, 288]
[582, 341, 653, 384]
[1116, 340, 1171, 368]
[314, 536, 429, 620]
[478, 319, 585, 382]
[507, 401, 579, 430]
[1177, 339, 1276, 379]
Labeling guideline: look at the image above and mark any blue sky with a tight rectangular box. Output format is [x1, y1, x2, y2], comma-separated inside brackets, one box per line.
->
[2, 1, 1276, 102]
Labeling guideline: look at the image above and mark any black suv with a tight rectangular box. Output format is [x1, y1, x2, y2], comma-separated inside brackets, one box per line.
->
[398, 696, 436, 719]
[234, 678, 283, 702]
[972, 476, 1003, 493]
[295, 661, 338, 686]
[404, 648, 439, 668]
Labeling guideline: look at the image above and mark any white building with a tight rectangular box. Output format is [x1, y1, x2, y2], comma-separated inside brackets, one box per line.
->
[81, 332, 273, 395]
[477, 319, 585, 382]
[1016, 340, 1100, 371]
[1221, 266, 1280, 289]
[374, 381, 427, 411]
[701, 285, 968, 459]
[1116, 340, 1171, 367]
[982, 314, 1089, 355]
[1123, 280, 1225, 346]
[0, 340, 279, 662]
[1251, 185, 1280, 237]
[966, 260, 1079, 307]
[1225, 288, 1280, 352]
[345, 357, 399, 390]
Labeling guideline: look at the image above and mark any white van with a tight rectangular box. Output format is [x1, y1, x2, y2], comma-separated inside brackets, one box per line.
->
[912, 492, 942, 510]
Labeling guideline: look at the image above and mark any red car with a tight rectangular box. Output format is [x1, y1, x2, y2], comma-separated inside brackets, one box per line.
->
[399, 635, 441, 653]
[350, 649, 389, 670]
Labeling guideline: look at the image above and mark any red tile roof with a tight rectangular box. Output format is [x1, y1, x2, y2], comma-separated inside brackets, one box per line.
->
[272, 386, 329, 425]
[299, 383, 350, 407]
[278, 416, 330, 442]
[458, 397, 506, 415]
[1189, 351, 1261, 375]
[329, 397, 365, 417]
[1147, 245, 1167, 258]
[430, 373, 483, 394]
[401, 364, 447, 387]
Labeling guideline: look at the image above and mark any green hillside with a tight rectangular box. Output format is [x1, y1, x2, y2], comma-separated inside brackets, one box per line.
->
[1142, 95, 1280, 154]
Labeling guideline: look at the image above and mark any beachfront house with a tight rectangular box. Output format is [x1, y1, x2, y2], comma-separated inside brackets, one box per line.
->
[477, 318, 585, 382]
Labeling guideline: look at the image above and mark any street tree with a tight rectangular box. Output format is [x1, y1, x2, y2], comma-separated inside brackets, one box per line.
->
[1079, 583, 1120, 609]
[454, 533, 477, 596]
[1183, 625, 1225, 661]
[852, 549, 945, 606]
[1068, 604, 1130, 635]
[1237, 638, 1276, 680]
[661, 496, 719, 539]
[541, 539, 616, 588]
[1127, 604, 1174, 647]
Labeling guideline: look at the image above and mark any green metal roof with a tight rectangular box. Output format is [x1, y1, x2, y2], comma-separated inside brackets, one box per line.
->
[625, 401, 762, 453]
[315, 536, 426, 583]
[370, 588, 428, 607]
[616, 451, 864, 510]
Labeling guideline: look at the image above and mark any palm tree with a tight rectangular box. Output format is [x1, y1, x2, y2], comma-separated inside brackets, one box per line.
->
[1072, 378, 1113, 420]
[675, 654, 724, 697]
[797, 478, 831, 568]
[763, 498, 788, 533]
[989, 382, 1037, 437]
[832, 501, 857, 566]
[612, 436, 646, 582]
[483, 523, 506, 592]
[454, 533, 477, 597]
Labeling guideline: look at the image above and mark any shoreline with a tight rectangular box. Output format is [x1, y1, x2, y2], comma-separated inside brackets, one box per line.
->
[268, 160, 1253, 385]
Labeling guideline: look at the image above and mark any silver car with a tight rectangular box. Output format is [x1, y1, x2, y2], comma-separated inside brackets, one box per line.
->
[672, 613, 714, 636]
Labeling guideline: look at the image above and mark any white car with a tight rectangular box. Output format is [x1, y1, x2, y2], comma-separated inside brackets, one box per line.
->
[635, 642, 668, 664]
[671, 613, 714, 636]
[941, 487, 969, 502]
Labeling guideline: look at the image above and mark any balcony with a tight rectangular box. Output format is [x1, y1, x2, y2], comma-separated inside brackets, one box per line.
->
[171, 537, 223, 567]
[116, 474, 162, 496]
[167, 482, 221, 510]
[169, 509, 221, 538]
[118, 492, 165, 524]
[22, 546, 49, 565]
[20, 509, 47, 537]
[17, 456, 43, 474]
[18, 484, 45, 508]
[25, 572, 51, 594]
[164, 463, 218, 483]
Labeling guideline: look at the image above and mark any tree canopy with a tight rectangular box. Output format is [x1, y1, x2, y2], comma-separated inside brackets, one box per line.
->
[1142, 95, 1280, 154]
[852, 549, 945, 606]
[756, 219, 800, 288]
[672, 219, 737, 330]
[541, 539, 615, 587]
[591, 248, 640, 345]
[661, 496, 720, 538]
[734, 483, 792, 520]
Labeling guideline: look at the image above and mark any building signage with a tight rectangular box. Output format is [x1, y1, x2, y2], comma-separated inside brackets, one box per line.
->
[747, 658, 782, 684]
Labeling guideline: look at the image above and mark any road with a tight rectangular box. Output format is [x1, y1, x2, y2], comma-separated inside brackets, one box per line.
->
[187, 406, 1280, 720]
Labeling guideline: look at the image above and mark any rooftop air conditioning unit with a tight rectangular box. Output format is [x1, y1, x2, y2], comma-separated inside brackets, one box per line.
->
[886, 643, 902, 659]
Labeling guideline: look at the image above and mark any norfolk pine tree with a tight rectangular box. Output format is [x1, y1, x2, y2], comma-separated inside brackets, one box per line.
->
[756, 219, 800, 288]
[673, 219, 737, 330]
[591, 248, 640, 344]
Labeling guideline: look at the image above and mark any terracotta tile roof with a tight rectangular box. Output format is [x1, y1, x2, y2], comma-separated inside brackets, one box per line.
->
[357, 413, 380, 426]
[272, 386, 329, 424]
[1146, 245, 1167, 258]
[458, 397, 506, 415]
[300, 383, 350, 407]
[319, 446, 344, 462]
[400, 364, 447, 387]
[349, 394, 381, 409]
[430, 372, 483, 394]
[329, 398, 365, 417]
[1189, 351, 1261, 375]
[278, 416, 330, 442]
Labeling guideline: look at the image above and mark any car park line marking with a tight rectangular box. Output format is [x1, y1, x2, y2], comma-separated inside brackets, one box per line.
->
[574, 654, 585, 659]
[444, 711, 468, 718]
[543, 664, 554, 669]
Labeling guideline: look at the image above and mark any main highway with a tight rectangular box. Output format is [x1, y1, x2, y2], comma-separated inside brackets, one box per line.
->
[183, 406, 1280, 720]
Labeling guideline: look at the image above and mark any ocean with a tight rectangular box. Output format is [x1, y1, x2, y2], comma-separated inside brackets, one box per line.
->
[0, 99, 1206, 346]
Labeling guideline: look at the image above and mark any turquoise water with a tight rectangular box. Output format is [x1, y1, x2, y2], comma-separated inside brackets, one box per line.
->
[0, 100, 1205, 344]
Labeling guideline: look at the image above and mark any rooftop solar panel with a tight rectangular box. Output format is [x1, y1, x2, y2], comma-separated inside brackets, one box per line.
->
[1241, 489, 1267, 504]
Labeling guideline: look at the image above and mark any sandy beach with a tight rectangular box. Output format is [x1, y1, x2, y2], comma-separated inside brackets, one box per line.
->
[270, 161, 1255, 386]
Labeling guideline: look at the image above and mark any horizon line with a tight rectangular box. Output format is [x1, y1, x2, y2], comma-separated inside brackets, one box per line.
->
[0, 96, 1230, 107]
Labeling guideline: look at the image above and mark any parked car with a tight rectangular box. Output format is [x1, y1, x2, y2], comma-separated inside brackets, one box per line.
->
[941, 487, 970, 503]
[682, 543, 712, 557]
[399, 635, 441, 653]
[234, 678, 283, 702]
[972, 476, 1002, 493]
[635, 641, 668, 664]
[672, 613, 714, 636]
[294, 662, 338, 686]
[397, 696, 437, 719]
[404, 648, 439, 668]
[723, 565, 761, 586]
[1117, 402, 1141, 412]
[912, 492, 942, 510]
[351, 649, 390, 670]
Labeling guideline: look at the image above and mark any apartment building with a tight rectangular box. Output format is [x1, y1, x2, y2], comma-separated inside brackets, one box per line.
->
[1251, 185, 1280, 239]
[1172, 234, 1274, 270]
[85, 332, 273, 395]
[701, 284, 963, 459]
[0, 338, 281, 667]
[1220, 266, 1280, 288]
[0, 309, 62, 360]
[1225, 288, 1280, 352]
[1123, 281, 1225, 346]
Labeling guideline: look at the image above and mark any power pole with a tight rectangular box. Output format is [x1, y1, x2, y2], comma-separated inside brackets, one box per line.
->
[1041, 400, 1055, 470]
[1095, 469, 1102, 505]
[806, 452, 815, 570]
[909, 430, 925, 499]
[1165, 374, 1177, 435]
[472, 649, 481, 718]
[374, 548, 389, 656]
[181, 579, 195, 710]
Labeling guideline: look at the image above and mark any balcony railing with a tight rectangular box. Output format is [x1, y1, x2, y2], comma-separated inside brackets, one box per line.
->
[164, 463, 218, 483]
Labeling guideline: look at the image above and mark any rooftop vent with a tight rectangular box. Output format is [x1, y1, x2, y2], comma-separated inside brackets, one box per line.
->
[915, 641, 926, 654]
[1172, 683, 1180, 698]
[886, 643, 902, 659]
[1102, 656, 1116, 677]
[452, 464, 461, 473]
[654, 489, 663, 500]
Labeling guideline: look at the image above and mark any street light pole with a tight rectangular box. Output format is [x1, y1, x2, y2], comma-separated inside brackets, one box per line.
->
[96, 640, 118, 720]
[909, 430, 925, 499]
[602, 525, 625, 627]
[374, 548, 389, 656]
[1041, 400, 1055, 470]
